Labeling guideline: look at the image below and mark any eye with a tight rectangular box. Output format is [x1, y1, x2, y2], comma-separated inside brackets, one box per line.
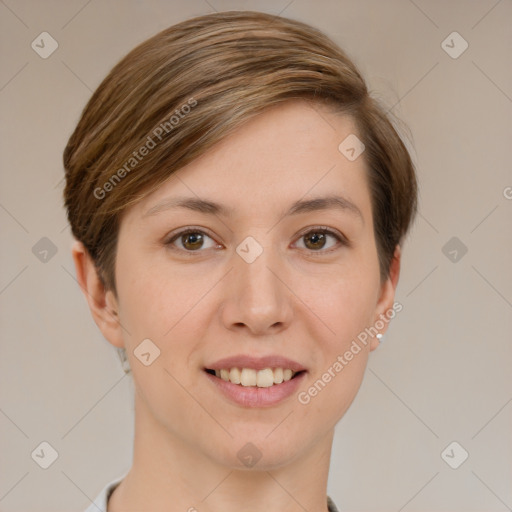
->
[293, 227, 347, 253]
[165, 228, 219, 253]
[165, 226, 348, 255]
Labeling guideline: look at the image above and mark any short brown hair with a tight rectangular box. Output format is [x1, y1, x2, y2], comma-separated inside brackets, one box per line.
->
[63, 10, 417, 296]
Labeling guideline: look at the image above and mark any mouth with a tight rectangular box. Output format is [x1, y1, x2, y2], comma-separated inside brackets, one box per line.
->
[204, 367, 307, 388]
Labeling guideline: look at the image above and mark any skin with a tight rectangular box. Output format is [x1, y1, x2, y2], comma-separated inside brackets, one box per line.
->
[73, 99, 400, 512]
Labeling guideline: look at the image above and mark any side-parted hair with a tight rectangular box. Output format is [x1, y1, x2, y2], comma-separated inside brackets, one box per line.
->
[63, 10, 418, 296]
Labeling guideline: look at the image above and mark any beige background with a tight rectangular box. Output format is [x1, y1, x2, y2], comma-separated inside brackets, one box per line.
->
[1, 1, 511, 510]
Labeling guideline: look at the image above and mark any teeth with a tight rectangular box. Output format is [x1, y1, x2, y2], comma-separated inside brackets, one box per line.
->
[212, 367, 298, 387]
[240, 368, 257, 386]
[256, 368, 274, 387]
[229, 367, 241, 384]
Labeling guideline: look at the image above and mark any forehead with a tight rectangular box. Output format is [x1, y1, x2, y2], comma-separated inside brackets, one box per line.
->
[129, 100, 371, 222]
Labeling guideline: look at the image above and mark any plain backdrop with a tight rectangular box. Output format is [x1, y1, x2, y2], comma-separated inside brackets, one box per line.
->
[0, 1, 511, 511]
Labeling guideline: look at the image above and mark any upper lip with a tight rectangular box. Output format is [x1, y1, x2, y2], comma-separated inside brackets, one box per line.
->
[205, 354, 307, 372]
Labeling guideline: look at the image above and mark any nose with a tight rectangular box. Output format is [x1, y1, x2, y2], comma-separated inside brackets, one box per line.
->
[220, 238, 293, 336]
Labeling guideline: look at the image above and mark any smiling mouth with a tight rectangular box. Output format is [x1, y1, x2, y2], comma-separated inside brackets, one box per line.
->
[204, 367, 306, 388]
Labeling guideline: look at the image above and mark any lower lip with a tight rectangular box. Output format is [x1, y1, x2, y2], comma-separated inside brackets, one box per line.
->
[204, 370, 307, 408]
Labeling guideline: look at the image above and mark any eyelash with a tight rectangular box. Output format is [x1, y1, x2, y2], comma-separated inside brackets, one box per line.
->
[164, 226, 349, 256]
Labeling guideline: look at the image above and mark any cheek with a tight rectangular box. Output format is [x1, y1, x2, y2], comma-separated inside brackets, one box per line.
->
[115, 249, 183, 333]
[294, 278, 376, 423]
[296, 263, 379, 342]
[115, 256, 212, 386]
[299, 348, 369, 433]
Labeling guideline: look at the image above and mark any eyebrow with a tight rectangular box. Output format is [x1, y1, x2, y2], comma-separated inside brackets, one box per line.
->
[143, 194, 364, 223]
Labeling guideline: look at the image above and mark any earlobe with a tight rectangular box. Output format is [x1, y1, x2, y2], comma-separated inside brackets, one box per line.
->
[369, 245, 401, 351]
[71, 240, 124, 348]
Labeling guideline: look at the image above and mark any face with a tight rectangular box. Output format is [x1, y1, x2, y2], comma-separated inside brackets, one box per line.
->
[104, 100, 398, 469]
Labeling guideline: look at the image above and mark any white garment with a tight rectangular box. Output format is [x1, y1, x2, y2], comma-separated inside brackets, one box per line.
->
[84, 474, 340, 511]
[84, 474, 124, 512]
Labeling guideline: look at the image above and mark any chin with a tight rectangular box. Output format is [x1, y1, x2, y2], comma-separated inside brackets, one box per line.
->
[209, 429, 306, 471]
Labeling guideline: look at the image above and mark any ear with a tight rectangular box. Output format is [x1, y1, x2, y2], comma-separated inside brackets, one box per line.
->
[369, 245, 401, 351]
[71, 240, 124, 348]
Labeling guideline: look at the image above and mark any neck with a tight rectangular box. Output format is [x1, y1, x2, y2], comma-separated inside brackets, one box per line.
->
[108, 390, 334, 512]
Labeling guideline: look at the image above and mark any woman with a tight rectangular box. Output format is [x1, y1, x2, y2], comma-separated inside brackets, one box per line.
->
[64, 10, 417, 512]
